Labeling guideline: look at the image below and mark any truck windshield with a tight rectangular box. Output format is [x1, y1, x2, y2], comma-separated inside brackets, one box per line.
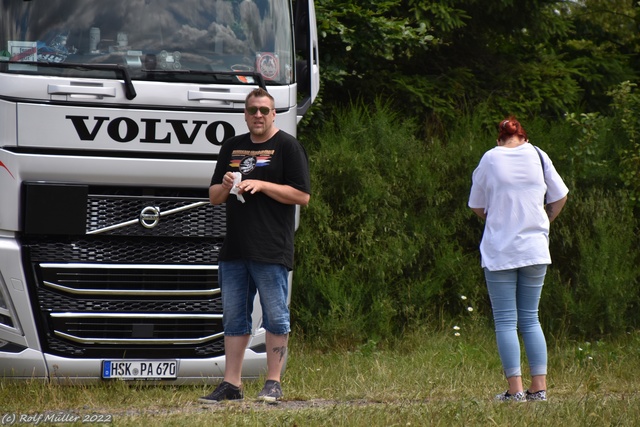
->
[0, 0, 293, 85]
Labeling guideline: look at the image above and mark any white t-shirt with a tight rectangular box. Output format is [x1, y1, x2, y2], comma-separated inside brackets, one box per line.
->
[468, 143, 569, 271]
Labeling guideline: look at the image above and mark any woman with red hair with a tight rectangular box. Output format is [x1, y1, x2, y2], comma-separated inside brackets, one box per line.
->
[468, 116, 568, 402]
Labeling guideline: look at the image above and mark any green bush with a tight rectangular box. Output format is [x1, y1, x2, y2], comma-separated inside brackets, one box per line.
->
[294, 100, 640, 348]
[294, 100, 488, 345]
[544, 188, 640, 337]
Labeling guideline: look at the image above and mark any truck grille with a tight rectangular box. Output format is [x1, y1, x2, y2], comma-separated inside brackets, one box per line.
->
[22, 184, 227, 359]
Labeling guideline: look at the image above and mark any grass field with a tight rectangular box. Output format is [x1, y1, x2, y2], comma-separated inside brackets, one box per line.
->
[2, 322, 639, 426]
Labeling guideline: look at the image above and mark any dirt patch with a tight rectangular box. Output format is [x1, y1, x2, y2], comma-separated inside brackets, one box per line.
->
[109, 398, 411, 418]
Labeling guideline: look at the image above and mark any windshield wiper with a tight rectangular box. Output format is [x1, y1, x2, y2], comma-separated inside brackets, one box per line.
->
[143, 69, 267, 89]
[10, 61, 137, 100]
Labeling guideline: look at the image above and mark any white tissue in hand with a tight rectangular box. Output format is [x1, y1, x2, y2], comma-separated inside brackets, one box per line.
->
[229, 172, 245, 203]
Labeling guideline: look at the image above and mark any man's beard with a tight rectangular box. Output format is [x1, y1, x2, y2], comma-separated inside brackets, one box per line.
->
[250, 123, 268, 136]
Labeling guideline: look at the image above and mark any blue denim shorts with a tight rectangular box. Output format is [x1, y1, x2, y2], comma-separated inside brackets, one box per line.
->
[219, 259, 290, 336]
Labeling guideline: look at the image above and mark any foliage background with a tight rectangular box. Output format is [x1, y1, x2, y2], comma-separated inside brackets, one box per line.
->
[292, 0, 640, 347]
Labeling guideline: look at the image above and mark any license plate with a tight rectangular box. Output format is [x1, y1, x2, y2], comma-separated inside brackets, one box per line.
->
[102, 360, 178, 380]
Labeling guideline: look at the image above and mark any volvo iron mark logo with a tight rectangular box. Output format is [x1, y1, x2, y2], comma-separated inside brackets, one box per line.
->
[140, 206, 161, 229]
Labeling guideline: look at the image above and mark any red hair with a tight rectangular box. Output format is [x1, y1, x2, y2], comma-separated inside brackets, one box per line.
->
[498, 116, 528, 142]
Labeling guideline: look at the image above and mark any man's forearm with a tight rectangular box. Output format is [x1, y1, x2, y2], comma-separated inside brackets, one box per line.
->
[209, 184, 229, 205]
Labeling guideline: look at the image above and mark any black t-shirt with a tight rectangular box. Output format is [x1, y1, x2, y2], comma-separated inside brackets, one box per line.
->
[210, 130, 311, 270]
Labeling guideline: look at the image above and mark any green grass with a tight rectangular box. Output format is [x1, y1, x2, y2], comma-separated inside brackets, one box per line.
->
[2, 323, 639, 426]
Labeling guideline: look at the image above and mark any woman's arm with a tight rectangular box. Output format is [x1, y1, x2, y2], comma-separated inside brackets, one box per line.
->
[471, 207, 486, 220]
[545, 195, 568, 222]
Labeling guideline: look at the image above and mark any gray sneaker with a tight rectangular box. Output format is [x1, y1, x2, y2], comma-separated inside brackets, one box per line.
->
[257, 379, 283, 403]
[495, 390, 526, 402]
[198, 381, 243, 404]
[526, 390, 547, 401]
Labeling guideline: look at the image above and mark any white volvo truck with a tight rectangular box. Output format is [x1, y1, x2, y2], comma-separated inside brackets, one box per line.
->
[0, 0, 319, 383]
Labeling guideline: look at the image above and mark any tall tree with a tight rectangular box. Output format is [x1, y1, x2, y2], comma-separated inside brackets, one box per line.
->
[311, 0, 639, 133]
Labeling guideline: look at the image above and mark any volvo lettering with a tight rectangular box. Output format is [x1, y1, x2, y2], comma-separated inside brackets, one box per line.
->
[66, 116, 237, 145]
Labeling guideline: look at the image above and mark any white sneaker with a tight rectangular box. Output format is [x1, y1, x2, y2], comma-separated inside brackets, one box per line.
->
[495, 390, 526, 402]
[526, 390, 547, 401]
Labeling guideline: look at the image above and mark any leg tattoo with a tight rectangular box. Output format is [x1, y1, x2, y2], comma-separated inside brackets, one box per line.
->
[272, 346, 288, 363]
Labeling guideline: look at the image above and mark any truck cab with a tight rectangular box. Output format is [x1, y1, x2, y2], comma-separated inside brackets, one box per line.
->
[0, 0, 318, 383]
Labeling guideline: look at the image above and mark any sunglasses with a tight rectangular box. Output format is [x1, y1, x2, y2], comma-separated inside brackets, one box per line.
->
[246, 106, 274, 115]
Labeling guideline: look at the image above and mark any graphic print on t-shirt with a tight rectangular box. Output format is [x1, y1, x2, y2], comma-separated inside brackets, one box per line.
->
[229, 149, 274, 175]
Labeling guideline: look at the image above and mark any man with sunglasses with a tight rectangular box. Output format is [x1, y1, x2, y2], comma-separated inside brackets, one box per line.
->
[200, 88, 311, 403]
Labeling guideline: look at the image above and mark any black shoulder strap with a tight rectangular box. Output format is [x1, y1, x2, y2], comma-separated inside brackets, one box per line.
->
[533, 145, 547, 204]
[533, 145, 545, 175]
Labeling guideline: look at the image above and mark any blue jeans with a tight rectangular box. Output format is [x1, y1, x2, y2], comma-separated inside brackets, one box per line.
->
[484, 265, 548, 378]
[219, 260, 290, 336]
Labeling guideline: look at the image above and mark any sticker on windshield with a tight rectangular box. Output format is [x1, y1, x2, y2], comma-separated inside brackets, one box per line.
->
[256, 52, 279, 80]
[8, 41, 37, 62]
[9, 31, 77, 64]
